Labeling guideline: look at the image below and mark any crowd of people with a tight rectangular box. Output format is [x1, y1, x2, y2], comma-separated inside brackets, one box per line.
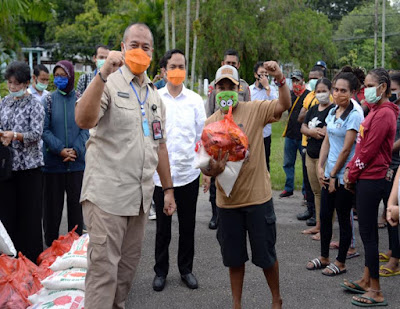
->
[1, 21, 400, 309]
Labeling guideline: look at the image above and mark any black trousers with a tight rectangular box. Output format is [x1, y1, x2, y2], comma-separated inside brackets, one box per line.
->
[382, 168, 400, 259]
[0, 168, 43, 263]
[43, 171, 84, 247]
[154, 177, 199, 277]
[301, 148, 315, 207]
[320, 184, 353, 263]
[264, 135, 271, 172]
[356, 179, 386, 279]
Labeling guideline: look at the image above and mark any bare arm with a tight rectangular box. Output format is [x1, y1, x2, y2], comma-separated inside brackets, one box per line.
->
[330, 129, 357, 177]
[387, 168, 400, 226]
[298, 107, 307, 123]
[75, 51, 124, 129]
[156, 143, 176, 216]
[393, 139, 400, 154]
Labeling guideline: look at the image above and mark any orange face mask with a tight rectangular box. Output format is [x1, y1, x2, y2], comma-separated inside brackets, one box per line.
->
[167, 69, 186, 86]
[124, 48, 151, 75]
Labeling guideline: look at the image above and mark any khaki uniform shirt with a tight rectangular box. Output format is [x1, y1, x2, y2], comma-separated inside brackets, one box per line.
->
[205, 99, 279, 208]
[80, 65, 166, 216]
[205, 79, 251, 117]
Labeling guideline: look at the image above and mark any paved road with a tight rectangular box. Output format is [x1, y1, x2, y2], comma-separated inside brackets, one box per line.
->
[60, 190, 400, 309]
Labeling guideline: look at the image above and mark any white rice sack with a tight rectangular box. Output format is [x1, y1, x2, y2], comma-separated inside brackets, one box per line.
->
[41, 268, 86, 291]
[0, 220, 16, 256]
[27, 292, 84, 308]
[193, 142, 211, 169]
[50, 234, 89, 271]
[28, 287, 84, 306]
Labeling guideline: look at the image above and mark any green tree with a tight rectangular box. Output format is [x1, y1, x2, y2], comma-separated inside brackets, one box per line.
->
[306, 0, 367, 21]
[335, 0, 400, 69]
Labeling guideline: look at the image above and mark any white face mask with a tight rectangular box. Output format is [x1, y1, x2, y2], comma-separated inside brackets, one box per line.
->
[315, 92, 330, 105]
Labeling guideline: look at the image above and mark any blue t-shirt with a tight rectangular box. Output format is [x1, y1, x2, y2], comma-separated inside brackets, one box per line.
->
[324, 103, 362, 184]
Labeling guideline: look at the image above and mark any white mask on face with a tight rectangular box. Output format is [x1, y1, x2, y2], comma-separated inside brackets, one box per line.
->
[315, 92, 330, 105]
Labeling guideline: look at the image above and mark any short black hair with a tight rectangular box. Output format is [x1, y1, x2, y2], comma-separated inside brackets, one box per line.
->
[315, 78, 332, 91]
[163, 49, 185, 68]
[33, 64, 49, 77]
[368, 68, 391, 96]
[159, 54, 167, 69]
[5, 61, 31, 83]
[391, 73, 400, 87]
[310, 66, 324, 77]
[123, 22, 154, 45]
[253, 61, 264, 73]
[94, 44, 109, 56]
[332, 66, 360, 92]
[224, 49, 239, 62]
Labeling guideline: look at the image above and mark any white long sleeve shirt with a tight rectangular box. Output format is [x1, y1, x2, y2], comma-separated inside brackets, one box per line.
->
[153, 84, 206, 187]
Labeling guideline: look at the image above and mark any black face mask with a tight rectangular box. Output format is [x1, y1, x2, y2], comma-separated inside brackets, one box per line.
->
[389, 92, 398, 103]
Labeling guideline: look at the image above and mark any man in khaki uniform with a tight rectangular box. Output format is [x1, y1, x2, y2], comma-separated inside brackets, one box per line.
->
[75, 23, 176, 309]
[203, 63, 290, 309]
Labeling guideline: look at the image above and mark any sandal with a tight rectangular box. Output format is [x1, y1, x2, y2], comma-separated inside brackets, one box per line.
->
[379, 266, 400, 277]
[379, 253, 390, 263]
[351, 295, 388, 307]
[322, 263, 346, 277]
[311, 232, 320, 241]
[347, 252, 360, 259]
[306, 258, 328, 270]
[302, 228, 319, 235]
[340, 280, 367, 294]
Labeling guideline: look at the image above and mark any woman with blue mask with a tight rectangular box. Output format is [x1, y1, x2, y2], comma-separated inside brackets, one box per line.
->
[0, 61, 45, 263]
[42, 60, 89, 246]
[343, 68, 398, 307]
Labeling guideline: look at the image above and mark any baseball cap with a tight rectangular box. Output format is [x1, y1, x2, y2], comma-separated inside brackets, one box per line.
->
[315, 60, 327, 69]
[290, 70, 304, 81]
[215, 65, 239, 85]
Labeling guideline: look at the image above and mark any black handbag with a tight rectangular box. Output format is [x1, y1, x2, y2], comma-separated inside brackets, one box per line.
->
[0, 143, 13, 181]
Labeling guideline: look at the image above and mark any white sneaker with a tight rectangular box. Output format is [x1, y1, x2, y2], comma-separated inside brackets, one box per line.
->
[149, 207, 156, 220]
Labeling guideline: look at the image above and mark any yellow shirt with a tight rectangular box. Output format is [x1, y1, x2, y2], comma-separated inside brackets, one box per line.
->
[206, 99, 279, 208]
[80, 65, 166, 216]
[301, 91, 318, 146]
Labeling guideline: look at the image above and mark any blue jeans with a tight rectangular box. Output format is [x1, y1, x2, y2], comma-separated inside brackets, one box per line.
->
[283, 137, 303, 192]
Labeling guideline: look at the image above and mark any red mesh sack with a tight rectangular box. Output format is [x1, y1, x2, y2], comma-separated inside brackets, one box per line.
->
[0, 254, 17, 278]
[36, 260, 54, 280]
[37, 226, 79, 266]
[201, 106, 248, 162]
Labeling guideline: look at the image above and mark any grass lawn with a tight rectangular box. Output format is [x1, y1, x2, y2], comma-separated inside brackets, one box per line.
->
[270, 118, 304, 191]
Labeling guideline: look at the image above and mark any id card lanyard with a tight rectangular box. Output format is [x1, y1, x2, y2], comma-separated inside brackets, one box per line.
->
[130, 82, 150, 137]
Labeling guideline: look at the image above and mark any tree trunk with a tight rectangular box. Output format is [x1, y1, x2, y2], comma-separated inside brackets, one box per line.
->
[190, 0, 200, 90]
[164, 0, 170, 51]
[185, 0, 190, 84]
[171, 0, 176, 49]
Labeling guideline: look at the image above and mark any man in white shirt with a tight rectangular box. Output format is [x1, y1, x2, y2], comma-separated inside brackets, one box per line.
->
[28, 64, 50, 102]
[152, 49, 206, 292]
[249, 61, 278, 171]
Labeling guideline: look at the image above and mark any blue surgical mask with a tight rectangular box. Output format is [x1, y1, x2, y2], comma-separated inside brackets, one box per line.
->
[9, 88, 26, 98]
[96, 59, 106, 69]
[308, 79, 318, 91]
[54, 76, 69, 90]
[364, 84, 382, 104]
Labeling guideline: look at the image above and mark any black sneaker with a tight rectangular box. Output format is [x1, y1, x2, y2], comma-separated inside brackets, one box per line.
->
[279, 190, 293, 198]
[297, 210, 312, 221]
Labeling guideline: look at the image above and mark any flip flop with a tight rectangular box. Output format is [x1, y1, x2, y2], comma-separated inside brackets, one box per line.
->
[379, 266, 400, 277]
[347, 252, 360, 259]
[378, 222, 387, 229]
[311, 232, 320, 241]
[351, 296, 388, 307]
[302, 229, 318, 235]
[340, 280, 367, 294]
[306, 258, 328, 270]
[379, 253, 390, 262]
[322, 263, 346, 277]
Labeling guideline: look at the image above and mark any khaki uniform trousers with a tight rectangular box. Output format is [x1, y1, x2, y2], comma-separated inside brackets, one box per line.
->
[83, 200, 148, 309]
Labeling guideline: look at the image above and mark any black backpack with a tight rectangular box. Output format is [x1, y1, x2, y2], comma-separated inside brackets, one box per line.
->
[0, 143, 13, 181]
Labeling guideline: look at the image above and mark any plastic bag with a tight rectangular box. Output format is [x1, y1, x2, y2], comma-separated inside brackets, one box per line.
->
[0, 254, 17, 277]
[41, 268, 86, 291]
[201, 106, 248, 162]
[36, 260, 54, 281]
[28, 288, 84, 307]
[37, 226, 79, 266]
[0, 220, 16, 257]
[50, 234, 89, 271]
[0, 278, 31, 309]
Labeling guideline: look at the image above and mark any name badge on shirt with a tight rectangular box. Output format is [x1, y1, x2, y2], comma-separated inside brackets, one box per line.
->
[117, 92, 130, 98]
[152, 120, 163, 140]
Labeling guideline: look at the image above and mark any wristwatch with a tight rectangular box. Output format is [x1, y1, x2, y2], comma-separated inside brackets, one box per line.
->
[13, 132, 17, 140]
[265, 85, 270, 91]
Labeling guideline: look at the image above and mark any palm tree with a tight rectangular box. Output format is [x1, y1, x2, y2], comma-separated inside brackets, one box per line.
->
[190, 0, 200, 90]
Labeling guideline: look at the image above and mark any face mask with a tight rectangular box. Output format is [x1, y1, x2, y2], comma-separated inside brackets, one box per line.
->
[54, 76, 69, 90]
[9, 88, 26, 98]
[364, 84, 382, 104]
[216, 91, 238, 112]
[333, 93, 350, 105]
[35, 81, 48, 92]
[96, 59, 106, 70]
[389, 91, 399, 103]
[167, 68, 186, 86]
[308, 79, 318, 91]
[293, 83, 305, 97]
[316, 92, 330, 105]
[124, 47, 151, 75]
